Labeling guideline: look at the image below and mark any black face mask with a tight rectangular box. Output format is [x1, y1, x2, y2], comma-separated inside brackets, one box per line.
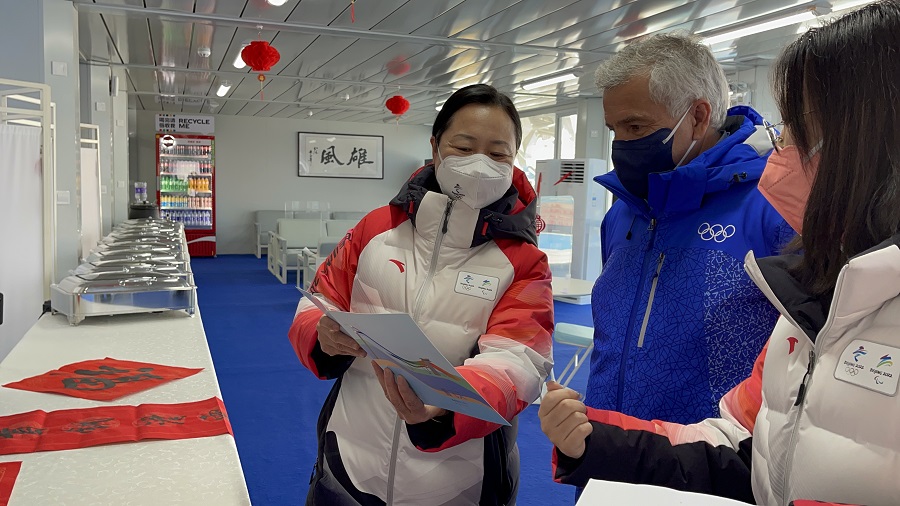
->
[610, 109, 696, 200]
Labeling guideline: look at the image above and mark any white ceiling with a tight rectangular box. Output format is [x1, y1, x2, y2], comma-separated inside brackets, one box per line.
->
[74, 0, 866, 124]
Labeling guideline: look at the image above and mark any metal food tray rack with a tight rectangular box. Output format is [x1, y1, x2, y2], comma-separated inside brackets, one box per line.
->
[51, 218, 197, 325]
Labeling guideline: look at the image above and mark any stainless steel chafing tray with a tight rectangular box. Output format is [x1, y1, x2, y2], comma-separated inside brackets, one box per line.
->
[91, 242, 183, 255]
[108, 230, 183, 241]
[119, 218, 182, 228]
[85, 248, 188, 264]
[50, 271, 196, 325]
[82, 256, 189, 270]
[109, 226, 183, 236]
[71, 263, 194, 284]
[101, 235, 183, 246]
[116, 221, 183, 231]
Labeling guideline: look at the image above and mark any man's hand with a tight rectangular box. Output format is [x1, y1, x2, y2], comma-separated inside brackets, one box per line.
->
[372, 362, 448, 424]
[316, 316, 366, 358]
[538, 381, 593, 459]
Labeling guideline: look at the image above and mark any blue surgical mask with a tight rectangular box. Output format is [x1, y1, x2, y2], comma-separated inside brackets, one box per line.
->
[611, 108, 697, 200]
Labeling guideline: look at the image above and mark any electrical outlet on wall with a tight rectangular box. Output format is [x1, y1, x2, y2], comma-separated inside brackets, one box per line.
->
[51, 61, 67, 76]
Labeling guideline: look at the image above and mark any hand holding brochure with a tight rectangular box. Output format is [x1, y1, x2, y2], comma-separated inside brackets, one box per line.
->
[300, 289, 510, 426]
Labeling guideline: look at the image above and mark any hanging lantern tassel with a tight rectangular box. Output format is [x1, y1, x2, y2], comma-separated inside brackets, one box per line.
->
[241, 40, 281, 101]
[350, 0, 356, 23]
[385, 95, 410, 127]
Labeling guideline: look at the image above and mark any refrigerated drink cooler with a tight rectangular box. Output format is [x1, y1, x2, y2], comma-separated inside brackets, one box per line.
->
[155, 133, 216, 256]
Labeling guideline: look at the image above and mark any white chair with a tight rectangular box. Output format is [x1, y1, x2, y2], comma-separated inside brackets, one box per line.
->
[291, 210, 324, 220]
[553, 322, 594, 389]
[254, 210, 287, 259]
[267, 218, 324, 284]
[298, 220, 357, 291]
[324, 219, 358, 238]
[299, 237, 344, 291]
[329, 211, 367, 221]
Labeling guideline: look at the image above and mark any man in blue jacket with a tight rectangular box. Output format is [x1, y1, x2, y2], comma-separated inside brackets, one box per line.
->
[585, 34, 793, 424]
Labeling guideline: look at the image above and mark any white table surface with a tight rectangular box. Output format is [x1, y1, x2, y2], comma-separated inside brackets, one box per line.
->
[550, 277, 595, 297]
[0, 310, 252, 505]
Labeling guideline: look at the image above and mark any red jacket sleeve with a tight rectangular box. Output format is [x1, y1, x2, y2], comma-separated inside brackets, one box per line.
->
[549, 343, 770, 502]
[287, 209, 398, 379]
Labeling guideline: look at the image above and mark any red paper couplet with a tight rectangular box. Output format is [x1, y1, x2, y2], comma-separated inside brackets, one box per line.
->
[3, 358, 203, 401]
[0, 397, 232, 457]
[0, 461, 22, 506]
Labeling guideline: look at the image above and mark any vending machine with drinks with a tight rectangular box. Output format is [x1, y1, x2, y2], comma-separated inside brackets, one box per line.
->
[155, 133, 216, 256]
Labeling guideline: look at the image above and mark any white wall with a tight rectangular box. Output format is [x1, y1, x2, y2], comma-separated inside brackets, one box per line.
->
[80, 63, 113, 236]
[734, 65, 779, 123]
[111, 68, 130, 228]
[136, 111, 432, 254]
[43, 0, 82, 280]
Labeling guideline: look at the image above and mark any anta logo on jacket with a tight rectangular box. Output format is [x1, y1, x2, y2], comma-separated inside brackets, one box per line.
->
[586, 106, 795, 424]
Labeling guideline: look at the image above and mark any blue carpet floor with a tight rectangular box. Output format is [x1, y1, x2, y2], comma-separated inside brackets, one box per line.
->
[192, 254, 592, 506]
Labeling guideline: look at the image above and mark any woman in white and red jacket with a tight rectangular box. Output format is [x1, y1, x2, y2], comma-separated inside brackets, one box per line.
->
[540, 2, 900, 505]
[289, 84, 553, 505]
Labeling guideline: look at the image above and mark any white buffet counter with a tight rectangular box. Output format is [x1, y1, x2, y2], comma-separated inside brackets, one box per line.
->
[0, 310, 251, 505]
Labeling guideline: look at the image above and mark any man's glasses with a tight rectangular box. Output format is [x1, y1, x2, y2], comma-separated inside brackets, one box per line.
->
[763, 120, 785, 153]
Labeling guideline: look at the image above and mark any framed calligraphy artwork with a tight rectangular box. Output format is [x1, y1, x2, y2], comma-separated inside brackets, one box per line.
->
[298, 132, 384, 179]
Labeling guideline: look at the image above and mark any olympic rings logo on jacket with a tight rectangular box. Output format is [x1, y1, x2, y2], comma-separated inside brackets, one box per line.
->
[698, 222, 736, 243]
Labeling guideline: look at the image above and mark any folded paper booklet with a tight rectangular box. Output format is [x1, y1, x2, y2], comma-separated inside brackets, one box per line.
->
[300, 289, 510, 426]
[577, 480, 752, 505]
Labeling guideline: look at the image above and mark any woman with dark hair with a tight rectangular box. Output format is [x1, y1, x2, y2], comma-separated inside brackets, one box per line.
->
[539, 2, 900, 504]
[289, 83, 553, 505]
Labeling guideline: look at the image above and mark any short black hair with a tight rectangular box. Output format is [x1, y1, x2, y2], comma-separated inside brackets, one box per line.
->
[432, 84, 522, 149]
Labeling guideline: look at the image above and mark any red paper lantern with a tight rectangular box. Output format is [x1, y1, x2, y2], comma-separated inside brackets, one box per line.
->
[386, 57, 411, 76]
[241, 40, 281, 99]
[241, 41, 280, 73]
[385, 95, 410, 116]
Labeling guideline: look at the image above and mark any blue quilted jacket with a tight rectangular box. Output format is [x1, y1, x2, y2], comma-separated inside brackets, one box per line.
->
[585, 106, 795, 424]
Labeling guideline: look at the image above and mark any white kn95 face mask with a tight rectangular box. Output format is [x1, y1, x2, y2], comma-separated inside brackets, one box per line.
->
[436, 151, 513, 209]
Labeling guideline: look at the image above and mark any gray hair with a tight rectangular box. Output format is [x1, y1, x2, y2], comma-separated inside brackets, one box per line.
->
[595, 33, 729, 129]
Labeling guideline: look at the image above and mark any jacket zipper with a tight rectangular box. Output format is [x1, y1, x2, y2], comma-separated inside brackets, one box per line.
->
[637, 253, 665, 347]
[385, 418, 402, 506]
[780, 271, 844, 505]
[411, 198, 453, 322]
[781, 349, 817, 505]
[387, 197, 454, 505]
[616, 218, 657, 410]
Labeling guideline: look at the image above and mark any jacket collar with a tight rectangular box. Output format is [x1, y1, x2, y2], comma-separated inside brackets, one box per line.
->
[389, 165, 538, 247]
[745, 234, 900, 342]
[595, 106, 773, 218]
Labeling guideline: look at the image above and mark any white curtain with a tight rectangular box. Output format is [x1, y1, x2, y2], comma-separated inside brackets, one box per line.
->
[0, 124, 43, 361]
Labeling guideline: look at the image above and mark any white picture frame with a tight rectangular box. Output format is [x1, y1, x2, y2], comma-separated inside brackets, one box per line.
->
[298, 132, 384, 179]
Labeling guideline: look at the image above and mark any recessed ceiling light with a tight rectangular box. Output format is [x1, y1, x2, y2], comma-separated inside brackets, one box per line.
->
[521, 72, 580, 91]
[233, 43, 249, 69]
[267, 0, 289, 5]
[216, 80, 232, 97]
[699, 8, 822, 46]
